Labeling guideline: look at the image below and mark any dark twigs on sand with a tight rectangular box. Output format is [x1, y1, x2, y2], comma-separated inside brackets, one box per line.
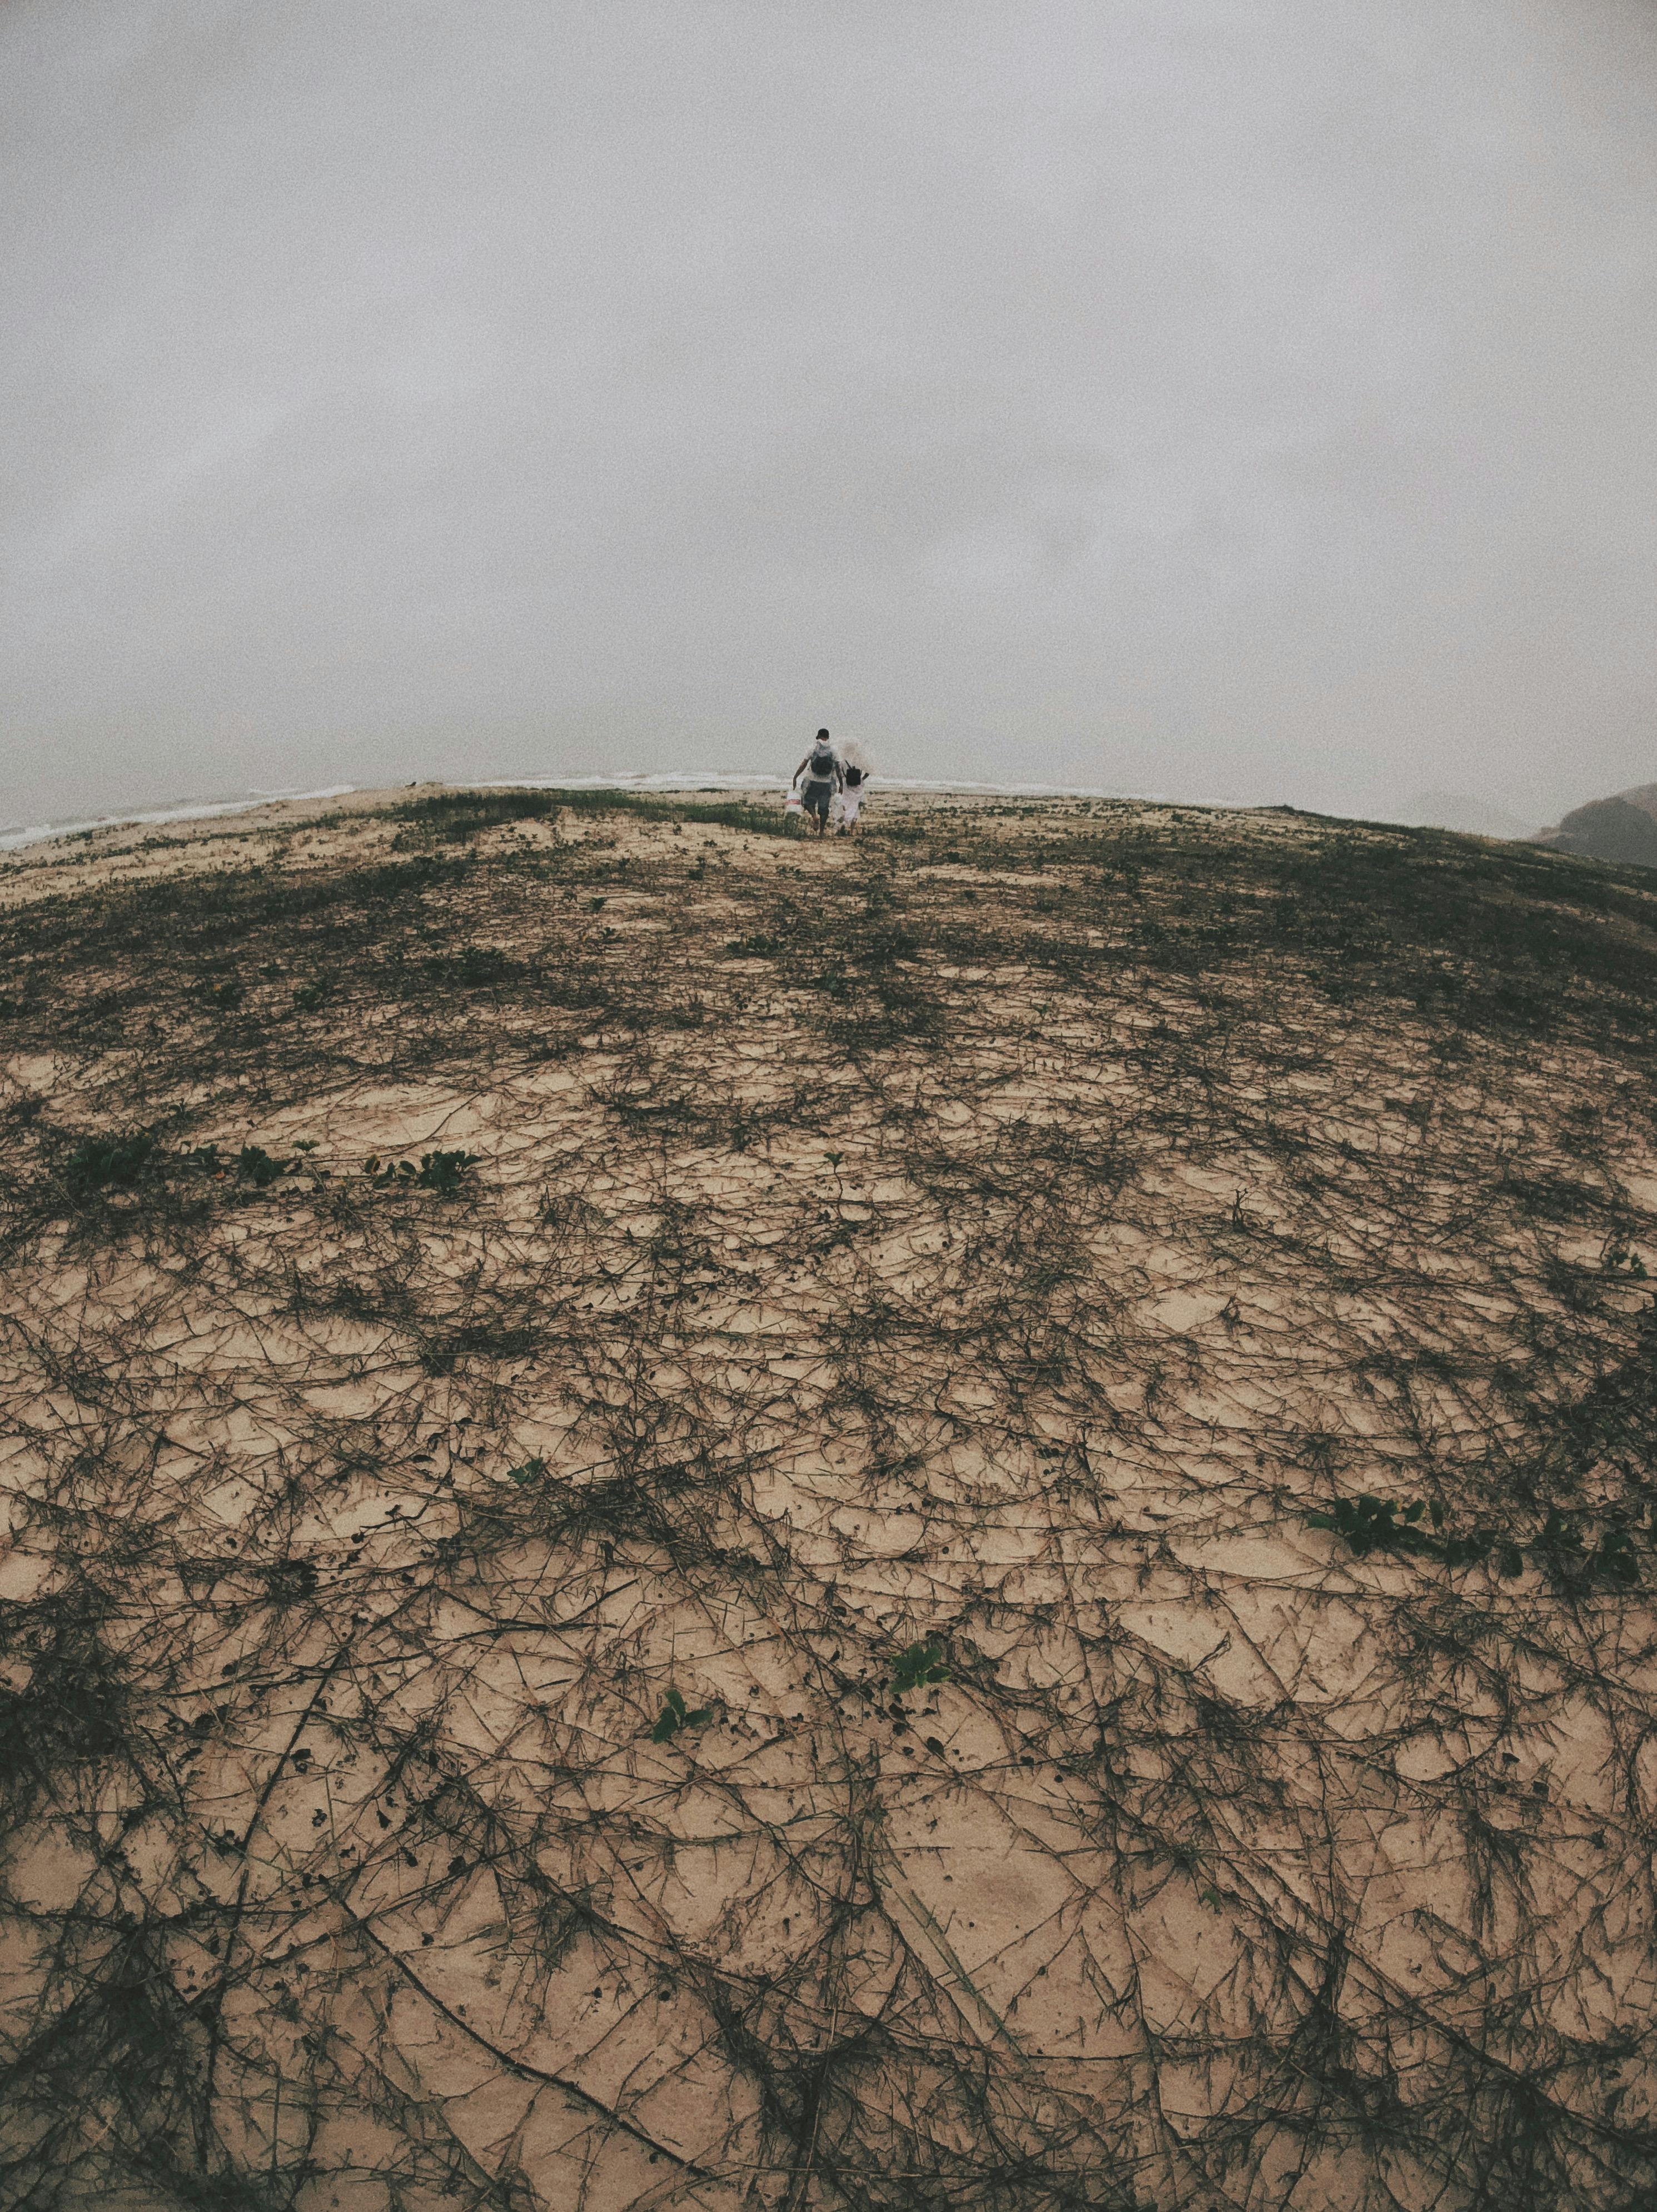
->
[1, 789, 1656, 2208]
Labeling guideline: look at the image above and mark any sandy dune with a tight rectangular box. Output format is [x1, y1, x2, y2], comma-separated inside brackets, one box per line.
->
[2, 785, 1655, 2209]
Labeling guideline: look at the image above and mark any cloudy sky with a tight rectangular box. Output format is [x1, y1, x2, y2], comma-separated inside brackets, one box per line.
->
[3, 0, 1655, 827]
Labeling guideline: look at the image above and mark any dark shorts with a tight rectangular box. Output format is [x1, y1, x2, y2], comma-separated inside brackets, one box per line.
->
[803, 780, 833, 819]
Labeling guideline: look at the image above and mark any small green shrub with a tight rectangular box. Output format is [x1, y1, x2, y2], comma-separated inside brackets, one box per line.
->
[364, 1149, 481, 1197]
[1308, 1493, 1642, 1588]
[456, 944, 512, 984]
[650, 1687, 713, 1743]
[892, 1640, 949, 1696]
[63, 1132, 156, 1195]
[1603, 1235, 1649, 1278]
[1306, 1493, 1436, 1558]
[1596, 1528, 1642, 1586]
[262, 1559, 319, 1605]
[1536, 1507, 1641, 1587]
[237, 1145, 291, 1189]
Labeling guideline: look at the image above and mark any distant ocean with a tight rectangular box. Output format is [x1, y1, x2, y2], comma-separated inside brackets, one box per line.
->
[0, 770, 1172, 855]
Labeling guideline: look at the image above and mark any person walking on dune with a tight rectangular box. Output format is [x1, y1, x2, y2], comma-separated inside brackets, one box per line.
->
[793, 729, 843, 838]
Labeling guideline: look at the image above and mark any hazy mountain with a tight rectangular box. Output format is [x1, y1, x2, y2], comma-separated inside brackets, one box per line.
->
[1533, 792, 1657, 868]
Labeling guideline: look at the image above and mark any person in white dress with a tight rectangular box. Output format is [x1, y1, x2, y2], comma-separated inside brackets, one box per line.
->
[834, 737, 874, 834]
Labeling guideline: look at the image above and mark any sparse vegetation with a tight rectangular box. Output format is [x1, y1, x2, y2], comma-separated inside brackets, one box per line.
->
[61, 1128, 156, 1193]
[363, 1147, 481, 1194]
[2, 788, 1656, 2209]
[392, 783, 799, 841]
[1308, 1491, 1643, 1585]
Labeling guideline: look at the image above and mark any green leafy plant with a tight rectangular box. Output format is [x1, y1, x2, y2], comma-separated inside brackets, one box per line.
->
[1539, 1505, 1582, 1557]
[456, 945, 512, 984]
[1441, 1530, 1501, 1571]
[1603, 1235, 1649, 1278]
[1536, 1507, 1640, 1587]
[649, 1687, 713, 1743]
[1309, 1492, 1641, 1589]
[237, 1144, 291, 1189]
[1307, 1491, 1496, 1568]
[63, 1131, 156, 1195]
[262, 1558, 319, 1605]
[504, 1457, 546, 1487]
[363, 1149, 481, 1196]
[892, 1640, 949, 1696]
[414, 1148, 479, 1195]
[1596, 1527, 1642, 1586]
[1306, 1493, 1436, 1558]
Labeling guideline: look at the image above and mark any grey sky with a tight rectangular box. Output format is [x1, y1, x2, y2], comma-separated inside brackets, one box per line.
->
[3, 0, 1655, 826]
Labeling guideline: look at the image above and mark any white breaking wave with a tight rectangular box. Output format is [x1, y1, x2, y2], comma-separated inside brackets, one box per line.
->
[0, 786, 360, 854]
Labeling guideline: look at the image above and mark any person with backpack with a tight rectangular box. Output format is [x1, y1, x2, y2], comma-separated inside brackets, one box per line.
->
[792, 729, 843, 838]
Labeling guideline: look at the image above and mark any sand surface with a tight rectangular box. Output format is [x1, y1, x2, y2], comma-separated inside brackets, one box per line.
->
[2, 783, 1656, 2208]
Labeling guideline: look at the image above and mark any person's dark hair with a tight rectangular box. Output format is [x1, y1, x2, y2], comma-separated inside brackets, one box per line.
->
[817, 729, 829, 740]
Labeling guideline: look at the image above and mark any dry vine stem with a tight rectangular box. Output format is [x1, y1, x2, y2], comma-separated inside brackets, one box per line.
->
[1, 784, 1656, 2212]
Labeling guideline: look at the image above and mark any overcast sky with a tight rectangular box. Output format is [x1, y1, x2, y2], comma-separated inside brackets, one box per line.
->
[3, 0, 1655, 828]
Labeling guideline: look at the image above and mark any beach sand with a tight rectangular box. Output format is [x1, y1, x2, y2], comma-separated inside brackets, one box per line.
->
[2, 783, 1655, 2208]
